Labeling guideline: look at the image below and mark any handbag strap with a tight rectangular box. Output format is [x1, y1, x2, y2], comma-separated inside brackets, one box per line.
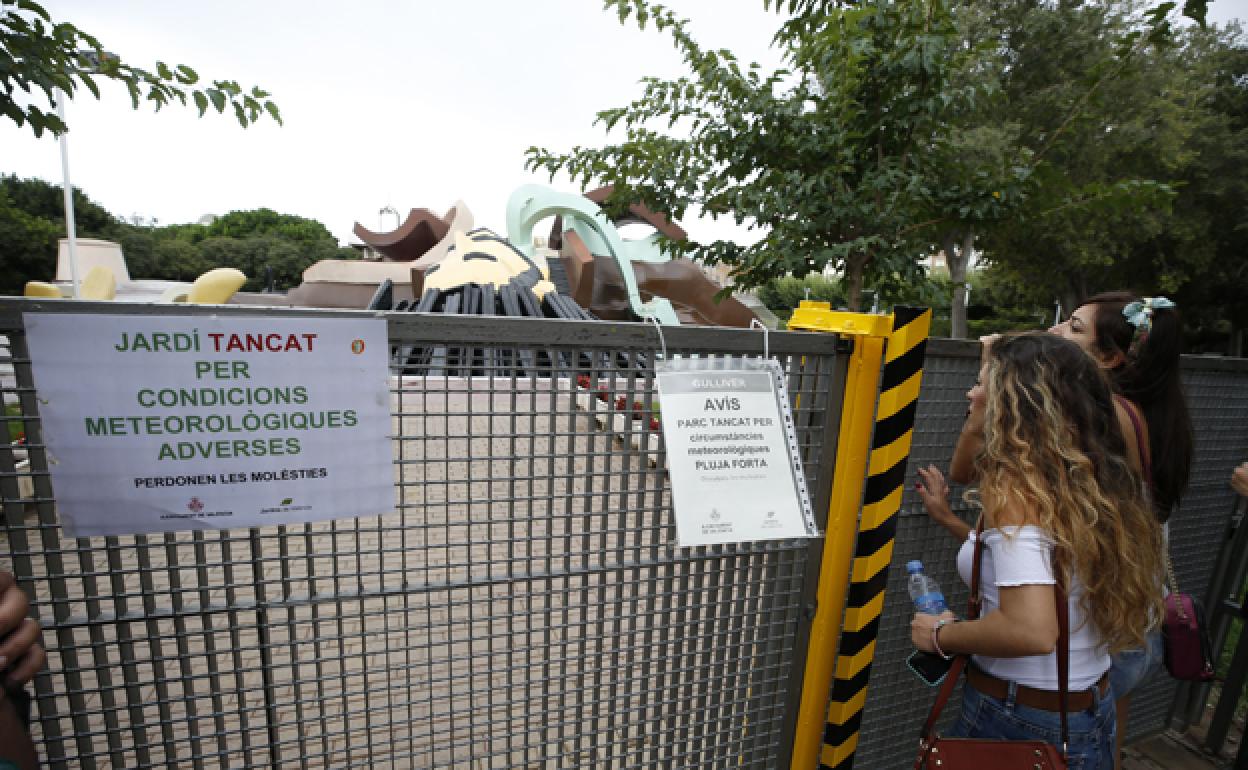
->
[916, 518, 1072, 758]
[1055, 564, 1070, 751]
[1115, 394, 1153, 489]
[1119, 395, 1186, 618]
[1161, 549, 1189, 622]
[918, 519, 987, 745]
[967, 518, 984, 620]
[1162, 549, 1182, 595]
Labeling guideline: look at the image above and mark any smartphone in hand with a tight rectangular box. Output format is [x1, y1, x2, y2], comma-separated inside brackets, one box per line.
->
[907, 650, 954, 687]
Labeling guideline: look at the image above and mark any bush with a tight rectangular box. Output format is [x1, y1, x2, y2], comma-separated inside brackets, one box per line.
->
[758, 275, 846, 322]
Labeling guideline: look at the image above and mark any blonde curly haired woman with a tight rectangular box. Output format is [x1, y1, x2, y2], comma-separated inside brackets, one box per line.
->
[911, 332, 1164, 769]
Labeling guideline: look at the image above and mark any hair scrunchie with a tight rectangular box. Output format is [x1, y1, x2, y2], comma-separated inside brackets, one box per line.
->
[1122, 296, 1176, 353]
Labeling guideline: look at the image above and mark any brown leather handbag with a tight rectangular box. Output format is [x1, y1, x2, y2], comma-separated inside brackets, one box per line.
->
[913, 522, 1070, 769]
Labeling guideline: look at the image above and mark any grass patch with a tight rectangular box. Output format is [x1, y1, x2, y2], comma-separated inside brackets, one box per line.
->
[1215, 588, 1248, 722]
[3, 403, 23, 443]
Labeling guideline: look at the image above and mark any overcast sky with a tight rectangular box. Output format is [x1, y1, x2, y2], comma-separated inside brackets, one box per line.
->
[4, 0, 1246, 251]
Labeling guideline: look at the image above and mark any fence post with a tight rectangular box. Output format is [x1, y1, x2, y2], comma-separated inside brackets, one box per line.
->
[785, 303, 931, 770]
[784, 304, 889, 770]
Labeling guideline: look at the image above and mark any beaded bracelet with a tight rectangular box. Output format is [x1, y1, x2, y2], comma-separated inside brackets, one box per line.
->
[931, 618, 956, 660]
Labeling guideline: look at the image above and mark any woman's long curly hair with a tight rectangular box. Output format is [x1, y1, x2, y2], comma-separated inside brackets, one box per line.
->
[974, 332, 1164, 653]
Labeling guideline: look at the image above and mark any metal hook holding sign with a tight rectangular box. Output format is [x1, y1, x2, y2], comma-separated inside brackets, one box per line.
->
[645, 313, 668, 361]
[750, 319, 770, 361]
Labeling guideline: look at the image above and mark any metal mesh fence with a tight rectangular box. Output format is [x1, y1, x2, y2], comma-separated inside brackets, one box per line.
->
[852, 338, 1248, 769]
[0, 302, 846, 770]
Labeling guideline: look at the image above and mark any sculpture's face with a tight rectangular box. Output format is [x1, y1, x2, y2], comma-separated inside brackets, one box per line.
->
[424, 228, 553, 297]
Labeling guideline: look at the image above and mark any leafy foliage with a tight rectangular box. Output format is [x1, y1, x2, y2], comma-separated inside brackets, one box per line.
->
[1168, 33, 1248, 353]
[0, 176, 342, 295]
[972, 5, 1247, 355]
[0, 184, 62, 296]
[527, 0, 984, 309]
[0, 174, 122, 294]
[0, 0, 281, 137]
[532, 0, 1236, 342]
[885, 1, 1233, 352]
[204, 209, 338, 246]
[756, 274, 845, 322]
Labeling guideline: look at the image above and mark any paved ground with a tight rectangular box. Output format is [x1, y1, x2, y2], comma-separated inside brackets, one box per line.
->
[1124, 713, 1244, 769]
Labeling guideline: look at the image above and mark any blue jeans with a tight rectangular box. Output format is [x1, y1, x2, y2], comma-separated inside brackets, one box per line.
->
[1108, 630, 1164, 699]
[948, 677, 1117, 770]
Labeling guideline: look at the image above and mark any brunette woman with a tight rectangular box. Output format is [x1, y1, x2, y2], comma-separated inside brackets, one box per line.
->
[1048, 292, 1192, 521]
[1051, 294, 1193, 766]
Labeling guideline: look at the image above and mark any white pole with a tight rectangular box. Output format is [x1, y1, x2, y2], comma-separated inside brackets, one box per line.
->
[55, 88, 81, 299]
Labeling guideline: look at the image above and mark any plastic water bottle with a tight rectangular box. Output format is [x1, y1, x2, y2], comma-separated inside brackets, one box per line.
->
[907, 560, 947, 615]
[906, 560, 954, 684]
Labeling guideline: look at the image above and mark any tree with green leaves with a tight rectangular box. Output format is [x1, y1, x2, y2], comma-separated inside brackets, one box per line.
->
[132, 209, 351, 292]
[528, 0, 1215, 325]
[188, 210, 354, 291]
[909, 0, 1216, 337]
[961, 40, 1247, 353]
[527, 0, 985, 310]
[0, 173, 123, 294]
[973, 2, 1235, 323]
[0, 176, 349, 295]
[757, 274, 845, 322]
[1164, 28, 1248, 354]
[1, 0, 280, 137]
[915, 0, 1031, 338]
[0, 184, 61, 296]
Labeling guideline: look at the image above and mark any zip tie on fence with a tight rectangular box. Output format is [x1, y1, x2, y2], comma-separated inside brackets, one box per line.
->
[750, 318, 770, 361]
[645, 313, 667, 361]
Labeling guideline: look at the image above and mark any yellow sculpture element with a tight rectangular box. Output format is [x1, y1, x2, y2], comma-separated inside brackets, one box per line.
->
[23, 281, 62, 298]
[80, 265, 117, 301]
[22, 265, 115, 300]
[186, 268, 247, 305]
[423, 228, 553, 299]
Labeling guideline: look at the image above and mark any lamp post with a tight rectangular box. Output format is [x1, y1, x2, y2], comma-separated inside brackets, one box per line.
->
[55, 88, 81, 298]
[379, 205, 399, 232]
[54, 51, 116, 299]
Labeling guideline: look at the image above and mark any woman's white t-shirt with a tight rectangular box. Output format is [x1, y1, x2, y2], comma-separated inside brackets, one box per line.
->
[956, 525, 1110, 690]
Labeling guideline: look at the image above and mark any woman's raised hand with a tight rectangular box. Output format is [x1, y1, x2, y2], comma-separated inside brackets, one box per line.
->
[1233, 462, 1248, 498]
[916, 465, 971, 541]
[917, 465, 953, 519]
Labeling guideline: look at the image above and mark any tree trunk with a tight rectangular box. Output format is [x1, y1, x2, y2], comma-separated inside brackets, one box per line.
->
[845, 254, 867, 311]
[1059, 287, 1081, 325]
[942, 227, 974, 339]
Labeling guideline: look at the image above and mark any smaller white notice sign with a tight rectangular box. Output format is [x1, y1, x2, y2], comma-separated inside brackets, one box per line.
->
[657, 357, 817, 547]
[24, 313, 393, 537]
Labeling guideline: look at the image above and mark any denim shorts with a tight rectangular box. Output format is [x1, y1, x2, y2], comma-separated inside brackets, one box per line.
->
[1108, 630, 1164, 699]
[947, 676, 1117, 770]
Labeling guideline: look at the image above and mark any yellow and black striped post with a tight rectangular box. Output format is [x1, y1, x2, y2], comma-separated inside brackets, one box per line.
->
[786, 303, 932, 770]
